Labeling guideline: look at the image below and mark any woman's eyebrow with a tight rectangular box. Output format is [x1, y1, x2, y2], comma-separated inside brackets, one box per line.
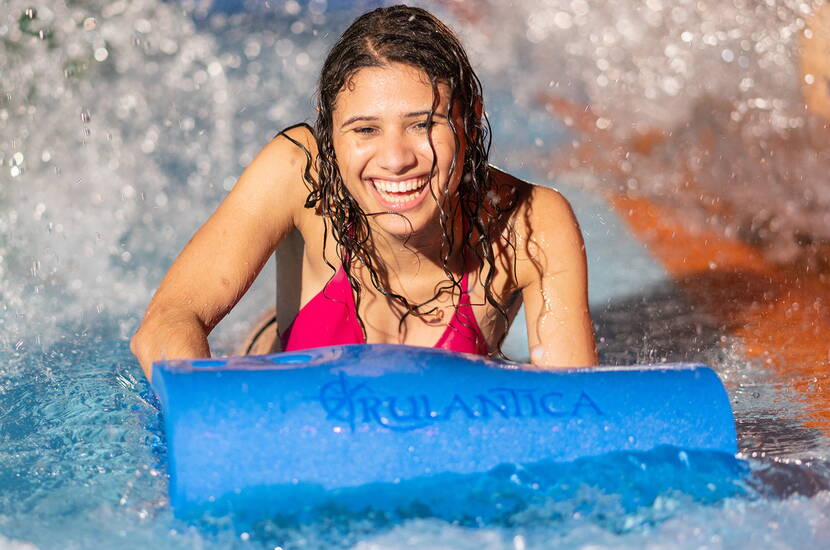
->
[403, 110, 448, 119]
[340, 111, 448, 128]
[340, 115, 379, 128]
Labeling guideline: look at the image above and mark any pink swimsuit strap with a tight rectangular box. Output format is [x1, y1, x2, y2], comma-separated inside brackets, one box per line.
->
[281, 266, 489, 356]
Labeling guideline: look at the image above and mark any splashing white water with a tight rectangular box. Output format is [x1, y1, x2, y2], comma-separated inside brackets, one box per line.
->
[449, 0, 830, 268]
[0, 0, 236, 346]
[0, 0, 349, 352]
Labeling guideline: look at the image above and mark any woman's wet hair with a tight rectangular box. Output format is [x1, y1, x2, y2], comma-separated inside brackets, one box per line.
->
[292, 4, 519, 356]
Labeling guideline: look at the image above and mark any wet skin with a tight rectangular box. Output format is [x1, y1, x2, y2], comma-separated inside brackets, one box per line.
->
[131, 62, 598, 381]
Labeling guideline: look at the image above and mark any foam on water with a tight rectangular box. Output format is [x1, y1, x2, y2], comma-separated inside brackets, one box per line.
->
[2, 0, 830, 548]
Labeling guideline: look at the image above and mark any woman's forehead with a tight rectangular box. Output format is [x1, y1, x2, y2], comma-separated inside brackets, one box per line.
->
[334, 63, 450, 118]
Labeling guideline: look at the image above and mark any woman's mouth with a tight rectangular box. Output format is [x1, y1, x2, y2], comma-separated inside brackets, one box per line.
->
[368, 175, 431, 210]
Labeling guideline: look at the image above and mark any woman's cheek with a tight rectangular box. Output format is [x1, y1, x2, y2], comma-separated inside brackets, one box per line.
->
[422, 136, 453, 163]
[352, 142, 376, 169]
[337, 142, 367, 177]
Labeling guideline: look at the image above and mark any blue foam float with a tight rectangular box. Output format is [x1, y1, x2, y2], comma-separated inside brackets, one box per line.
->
[151, 344, 737, 520]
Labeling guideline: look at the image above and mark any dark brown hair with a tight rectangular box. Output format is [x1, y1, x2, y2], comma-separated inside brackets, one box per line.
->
[296, 5, 518, 355]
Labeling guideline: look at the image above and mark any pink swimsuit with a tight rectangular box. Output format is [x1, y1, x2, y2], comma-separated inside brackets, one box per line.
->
[281, 267, 489, 355]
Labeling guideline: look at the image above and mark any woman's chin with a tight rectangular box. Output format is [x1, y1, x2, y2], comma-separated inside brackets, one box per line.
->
[371, 212, 433, 241]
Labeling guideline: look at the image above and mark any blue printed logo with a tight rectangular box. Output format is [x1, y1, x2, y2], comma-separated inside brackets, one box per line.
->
[319, 371, 602, 432]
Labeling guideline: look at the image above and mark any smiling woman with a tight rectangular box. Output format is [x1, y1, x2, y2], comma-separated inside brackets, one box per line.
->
[335, 65, 460, 229]
[130, 5, 597, 381]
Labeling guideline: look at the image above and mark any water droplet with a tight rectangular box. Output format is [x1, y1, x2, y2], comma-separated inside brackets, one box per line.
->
[553, 12, 573, 30]
[290, 21, 305, 34]
[160, 38, 178, 55]
[244, 40, 261, 59]
[207, 61, 223, 77]
[135, 19, 151, 34]
[284, 0, 301, 16]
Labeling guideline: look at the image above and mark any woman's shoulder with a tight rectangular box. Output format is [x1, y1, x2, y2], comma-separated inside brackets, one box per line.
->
[274, 122, 318, 153]
[491, 169, 584, 277]
[256, 123, 327, 239]
[226, 123, 319, 231]
[490, 168, 575, 230]
[243, 122, 318, 203]
[260, 122, 319, 166]
[523, 180, 575, 223]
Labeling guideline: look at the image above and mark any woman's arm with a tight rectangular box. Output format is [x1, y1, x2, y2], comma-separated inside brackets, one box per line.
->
[131, 128, 314, 381]
[516, 184, 597, 368]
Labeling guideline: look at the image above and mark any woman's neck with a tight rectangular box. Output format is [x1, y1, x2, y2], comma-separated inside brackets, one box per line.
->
[364, 212, 469, 285]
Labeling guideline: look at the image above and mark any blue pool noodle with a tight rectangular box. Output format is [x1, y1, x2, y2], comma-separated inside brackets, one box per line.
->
[152, 344, 737, 519]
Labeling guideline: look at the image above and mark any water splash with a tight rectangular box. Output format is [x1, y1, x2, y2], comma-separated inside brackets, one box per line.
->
[0, 0, 350, 354]
[447, 0, 830, 269]
[0, 0, 236, 348]
[1, 1, 830, 547]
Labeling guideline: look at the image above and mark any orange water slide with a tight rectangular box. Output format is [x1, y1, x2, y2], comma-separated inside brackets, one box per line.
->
[615, 196, 830, 432]
[542, 96, 830, 433]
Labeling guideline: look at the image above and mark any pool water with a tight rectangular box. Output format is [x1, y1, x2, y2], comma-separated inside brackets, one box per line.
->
[2, 0, 830, 548]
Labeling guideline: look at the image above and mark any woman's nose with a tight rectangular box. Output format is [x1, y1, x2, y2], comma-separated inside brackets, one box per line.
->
[376, 133, 418, 174]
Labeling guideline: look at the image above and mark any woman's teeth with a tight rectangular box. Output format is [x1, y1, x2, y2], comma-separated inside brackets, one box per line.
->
[371, 177, 428, 202]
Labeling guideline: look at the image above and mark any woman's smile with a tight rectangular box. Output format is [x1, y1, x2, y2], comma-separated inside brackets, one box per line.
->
[366, 174, 432, 211]
[332, 62, 464, 239]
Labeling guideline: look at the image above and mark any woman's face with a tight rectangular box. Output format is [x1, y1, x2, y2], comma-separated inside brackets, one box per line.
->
[331, 62, 466, 241]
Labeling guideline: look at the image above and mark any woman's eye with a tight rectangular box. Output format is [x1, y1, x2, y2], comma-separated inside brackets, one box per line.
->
[353, 127, 377, 135]
[414, 121, 433, 131]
